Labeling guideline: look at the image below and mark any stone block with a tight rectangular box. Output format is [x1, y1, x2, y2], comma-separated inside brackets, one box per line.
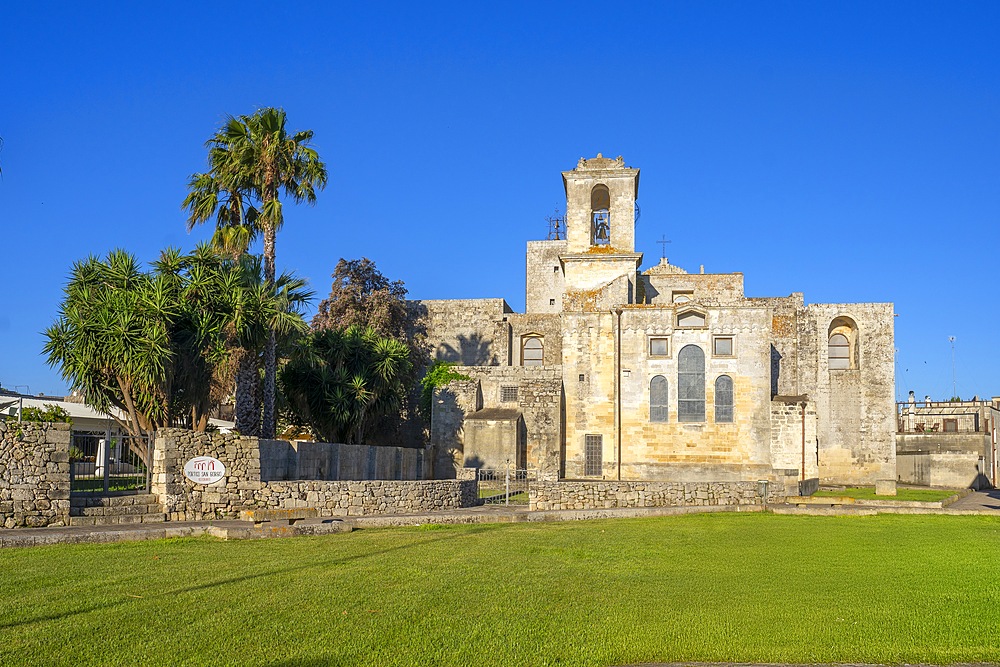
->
[875, 479, 897, 496]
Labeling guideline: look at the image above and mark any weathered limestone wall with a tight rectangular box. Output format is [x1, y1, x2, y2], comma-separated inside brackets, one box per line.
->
[800, 303, 896, 485]
[746, 294, 805, 397]
[769, 397, 819, 478]
[896, 433, 992, 488]
[411, 298, 511, 366]
[0, 421, 71, 528]
[526, 240, 567, 314]
[562, 305, 776, 481]
[505, 313, 562, 366]
[430, 379, 481, 478]
[562, 254, 642, 295]
[432, 367, 563, 479]
[152, 429, 474, 521]
[259, 439, 429, 481]
[643, 271, 746, 306]
[530, 480, 784, 511]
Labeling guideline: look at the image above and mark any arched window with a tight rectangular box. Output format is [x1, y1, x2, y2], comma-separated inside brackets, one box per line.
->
[650, 376, 669, 422]
[715, 375, 734, 423]
[828, 333, 850, 370]
[522, 337, 543, 366]
[827, 316, 858, 370]
[591, 184, 611, 245]
[678, 345, 705, 422]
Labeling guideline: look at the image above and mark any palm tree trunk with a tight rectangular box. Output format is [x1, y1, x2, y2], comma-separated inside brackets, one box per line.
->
[261, 222, 278, 439]
[235, 349, 260, 436]
[261, 330, 277, 439]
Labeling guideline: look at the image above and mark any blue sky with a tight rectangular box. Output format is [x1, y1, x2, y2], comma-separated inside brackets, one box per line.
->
[1, 1, 997, 401]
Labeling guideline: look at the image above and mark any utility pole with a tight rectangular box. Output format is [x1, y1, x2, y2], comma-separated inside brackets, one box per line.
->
[949, 336, 957, 399]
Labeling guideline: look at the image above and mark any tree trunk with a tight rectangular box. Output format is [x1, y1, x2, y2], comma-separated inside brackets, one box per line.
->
[235, 349, 260, 436]
[261, 330, 277, 438]
[261, 221, 278, 439]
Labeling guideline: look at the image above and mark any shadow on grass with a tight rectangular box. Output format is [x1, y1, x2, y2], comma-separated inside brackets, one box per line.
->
[1, 524, 499, 631]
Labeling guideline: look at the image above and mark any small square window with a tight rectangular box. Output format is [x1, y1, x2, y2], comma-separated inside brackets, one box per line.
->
[578, 374, 586, 382]
[649, 338, 669, 356]
[553, 266, 559, 273]
[549, 298, 555, 306]
[713, 336, 734, 357]
[500, 386, 518, 403]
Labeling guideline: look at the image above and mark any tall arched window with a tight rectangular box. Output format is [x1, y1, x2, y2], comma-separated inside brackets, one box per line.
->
[715, 375, 734, 423]
[828, 316, 859, 370]
[828, 333, 850, 369]
[678, 345, 705, 422]
[650, 375, 669, 422]
[522, 337, 543, 366]
[591, 184, 610, 245]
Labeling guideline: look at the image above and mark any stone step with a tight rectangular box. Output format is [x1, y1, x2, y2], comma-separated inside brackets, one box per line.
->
[70, 504, 163, 518]
[70, 494, 157, 509]
[68, 513, 166, 527]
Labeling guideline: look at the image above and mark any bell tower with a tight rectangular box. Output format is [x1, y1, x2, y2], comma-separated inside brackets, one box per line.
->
[563, 154, 639, 253]
[559, 154, 643, 296]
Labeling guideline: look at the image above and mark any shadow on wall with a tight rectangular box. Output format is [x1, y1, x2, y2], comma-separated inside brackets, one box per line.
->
[437, 333, 495, 366]
[770, 344, 782, 398]
[972, 467, 993, 491]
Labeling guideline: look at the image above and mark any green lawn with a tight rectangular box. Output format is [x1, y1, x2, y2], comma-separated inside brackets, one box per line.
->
[2, 513, 999, 666]
[813, 486, 959, 502]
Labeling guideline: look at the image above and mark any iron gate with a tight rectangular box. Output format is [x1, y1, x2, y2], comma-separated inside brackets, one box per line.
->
[478, 467, 535, 506]
[70, 432, 150, 493]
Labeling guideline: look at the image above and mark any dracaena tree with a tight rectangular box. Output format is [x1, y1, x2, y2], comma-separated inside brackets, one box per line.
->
[182, 107, 327, 438]
[43, 245, 311, 447]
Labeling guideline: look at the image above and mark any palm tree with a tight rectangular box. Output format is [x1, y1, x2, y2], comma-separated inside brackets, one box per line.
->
[183, 108, 327, 437]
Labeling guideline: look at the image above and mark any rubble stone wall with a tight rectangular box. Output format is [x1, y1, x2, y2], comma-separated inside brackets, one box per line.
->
[0, 421, 71, 528]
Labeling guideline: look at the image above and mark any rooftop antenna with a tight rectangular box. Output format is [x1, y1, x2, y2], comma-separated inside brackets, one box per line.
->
[949, 336, 957, 399]
[545, 209, 565, 240]
[657, 234, 672, 262]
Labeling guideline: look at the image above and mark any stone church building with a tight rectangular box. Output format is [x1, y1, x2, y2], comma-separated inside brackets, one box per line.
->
[420, 155, 896, 488]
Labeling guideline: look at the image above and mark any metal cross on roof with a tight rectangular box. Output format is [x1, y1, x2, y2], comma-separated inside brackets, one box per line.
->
[657, 234, 672, 261]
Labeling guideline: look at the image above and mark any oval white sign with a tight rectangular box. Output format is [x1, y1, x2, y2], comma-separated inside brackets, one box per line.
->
[183, 456, 226, 485]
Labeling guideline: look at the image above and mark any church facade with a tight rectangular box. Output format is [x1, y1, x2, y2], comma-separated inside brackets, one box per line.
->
[420, 155, 896, 488]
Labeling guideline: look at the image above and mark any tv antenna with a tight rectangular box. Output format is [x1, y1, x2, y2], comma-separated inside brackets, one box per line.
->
[545, 209, 565, 240]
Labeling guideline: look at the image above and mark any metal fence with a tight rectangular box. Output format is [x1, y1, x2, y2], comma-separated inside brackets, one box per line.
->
[70, 432, 150, 494]
[477, 467, 535, 506]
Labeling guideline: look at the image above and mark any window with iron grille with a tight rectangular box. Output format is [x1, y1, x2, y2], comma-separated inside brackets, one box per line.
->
[715, 375, 734, 423]
[584, 435, 603, 476]
[650, 375, 669, 422]
[678, 344, 706, 422]
[501, 386, 518, 403]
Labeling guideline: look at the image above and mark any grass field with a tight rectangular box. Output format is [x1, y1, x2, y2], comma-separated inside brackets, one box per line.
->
[2, 513, 999, 666]
[813, 487, 959, 502]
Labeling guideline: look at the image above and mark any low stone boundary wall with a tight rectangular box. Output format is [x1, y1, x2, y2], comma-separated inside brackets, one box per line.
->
[530, 480, 785, 511]
[259, 439, 428, 481]
[0, 422, 71, 528]
[154, 429, 477, 521]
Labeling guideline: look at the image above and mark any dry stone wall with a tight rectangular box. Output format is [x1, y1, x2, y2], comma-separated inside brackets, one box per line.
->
[530, 480, 784, 511]
[0, 421, 71, 528]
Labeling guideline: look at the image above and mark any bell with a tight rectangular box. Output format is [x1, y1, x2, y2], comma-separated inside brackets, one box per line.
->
[595, 224, 609, 241]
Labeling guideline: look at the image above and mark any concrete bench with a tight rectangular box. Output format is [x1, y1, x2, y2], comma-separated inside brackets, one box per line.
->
[787, 496, 857, 508]
[239, 508, 319, 526]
